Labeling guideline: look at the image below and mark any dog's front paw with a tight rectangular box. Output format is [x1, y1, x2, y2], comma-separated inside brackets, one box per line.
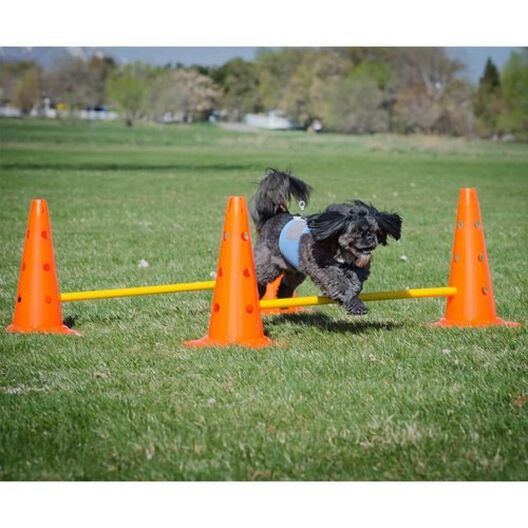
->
[345, 297, 368, 316]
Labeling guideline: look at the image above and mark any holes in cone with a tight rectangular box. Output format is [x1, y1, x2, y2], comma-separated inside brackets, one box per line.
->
[26, 230, 30, 239]
[456, 221, 463, 229]
[241, 232, 249, 241]
[43, 263, 51, 271]
[223, 232, 230, 241]
[478, 254, 485, 262]
[245, 304, 254, 314]
[482, 287, 489, 295]
[243, 268, 251, 278]
[454, 255, 461, 263]
[17, 296, 22, 303]
[44, 295, 52, 304]
[213, 303, 220, 313]
[41, 230, 48, 239]
[217, 267, 223, 277]
[21, 262, 26, 272]
[474, 221, 481, 228]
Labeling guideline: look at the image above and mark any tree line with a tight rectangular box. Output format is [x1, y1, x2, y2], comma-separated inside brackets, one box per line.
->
[0, 48, 527, 139]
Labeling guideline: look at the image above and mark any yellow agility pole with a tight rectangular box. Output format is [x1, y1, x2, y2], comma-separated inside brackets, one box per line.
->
[60, 280, 216, 302]
[259, 286, 457, 310]
[61, 281, 456, 307]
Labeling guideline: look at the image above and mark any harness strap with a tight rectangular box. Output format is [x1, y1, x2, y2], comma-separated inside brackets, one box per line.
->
[278, 217, 310, 271]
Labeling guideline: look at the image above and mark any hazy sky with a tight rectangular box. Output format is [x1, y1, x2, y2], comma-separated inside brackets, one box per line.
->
[446, 47, 519, 81]
[104, 47, 257, 67]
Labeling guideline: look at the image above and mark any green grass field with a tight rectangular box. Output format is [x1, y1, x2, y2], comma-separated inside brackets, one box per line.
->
[0, 119, 527, 480]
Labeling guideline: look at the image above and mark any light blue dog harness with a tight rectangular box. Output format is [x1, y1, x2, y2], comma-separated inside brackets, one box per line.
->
[279, 217, 310, 271]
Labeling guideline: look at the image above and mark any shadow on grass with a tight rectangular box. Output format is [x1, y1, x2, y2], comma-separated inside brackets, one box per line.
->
[63, 311, 134, 328]
[265, 311, 403, 334]
[0, 162, 254, 172]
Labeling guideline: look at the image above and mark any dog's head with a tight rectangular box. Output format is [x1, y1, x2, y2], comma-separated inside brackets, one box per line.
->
[307, 201, 402, 268]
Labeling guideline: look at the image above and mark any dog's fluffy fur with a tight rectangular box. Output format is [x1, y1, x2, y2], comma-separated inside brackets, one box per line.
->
[250, 169, 402, 315]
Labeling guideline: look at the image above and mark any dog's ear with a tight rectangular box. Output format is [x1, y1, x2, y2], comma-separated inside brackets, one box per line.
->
[375, 211, 402, 245]
[307, 211, 348, 241]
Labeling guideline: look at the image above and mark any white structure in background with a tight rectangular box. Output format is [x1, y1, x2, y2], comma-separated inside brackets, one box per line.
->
[160, 111, 192, 124]
[1, 102, 119, 120]
[309, 119, 323, 133]
[244, 110, 298, 130]
[30, 98, 57, 118]
[0, 105, 22, 117]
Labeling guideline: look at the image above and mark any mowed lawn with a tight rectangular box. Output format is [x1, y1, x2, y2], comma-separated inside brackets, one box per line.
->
[0, 119, 526, 480]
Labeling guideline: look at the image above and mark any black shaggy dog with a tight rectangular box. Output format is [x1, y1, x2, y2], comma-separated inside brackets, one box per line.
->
[249, 169, 402, 315]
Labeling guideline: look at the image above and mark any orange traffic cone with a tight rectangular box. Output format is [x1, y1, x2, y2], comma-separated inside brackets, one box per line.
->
[184, 196, 274, 348]
[6, 199, 80, 335]
[261, 274, 307, 316]
[434, 188, 519, 328]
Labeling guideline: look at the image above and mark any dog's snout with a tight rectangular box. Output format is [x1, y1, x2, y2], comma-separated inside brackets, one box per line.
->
[358, 234, 377, 252]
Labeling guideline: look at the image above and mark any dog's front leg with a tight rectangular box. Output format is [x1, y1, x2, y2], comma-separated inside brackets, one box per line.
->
[342, 265, 370, 315]
[343, 295, 368, 315]
[310, 264, 368, 315]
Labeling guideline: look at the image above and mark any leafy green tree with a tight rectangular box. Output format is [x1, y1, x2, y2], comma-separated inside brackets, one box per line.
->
[321, 74, 389, 133]
[353, 60, 393, 90]
[250, 48, 351, 128]
[278, 49, 321, 126]
[499, 50, 528, 138]
[280, 49, 350, 128]
[14, 67, 41, 113]
[474, 58, 504, 136]
[480, 58, 501, 91]
[0, 61, 39, 105]
[212, 59, 260, 120]
[254, 48, 307, 111]
[107, 62, 153, 126]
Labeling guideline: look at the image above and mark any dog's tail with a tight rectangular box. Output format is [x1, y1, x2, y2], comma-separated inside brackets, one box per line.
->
[249, 168, 312, 232]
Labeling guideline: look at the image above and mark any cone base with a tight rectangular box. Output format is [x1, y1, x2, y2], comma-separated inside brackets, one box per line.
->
[184, 335, 274, 349]
[5, 323, 82, 335]
[433, 317, 520, 328]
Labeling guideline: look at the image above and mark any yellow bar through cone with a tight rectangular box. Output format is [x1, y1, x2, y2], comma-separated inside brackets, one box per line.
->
[260, 286, 457, 310]
[60, 280, 216, 302]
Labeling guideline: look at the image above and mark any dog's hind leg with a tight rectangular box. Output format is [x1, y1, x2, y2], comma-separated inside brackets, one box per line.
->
[255, 259, 284, 299]
[256, 266, 283, 299]
[277, 271, 306, 299]
[254, 239, 288, 299]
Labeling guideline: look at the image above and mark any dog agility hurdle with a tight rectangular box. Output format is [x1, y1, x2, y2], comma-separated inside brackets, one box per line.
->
[5, 188, 519, 344]
[59, 282, 456, 307]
